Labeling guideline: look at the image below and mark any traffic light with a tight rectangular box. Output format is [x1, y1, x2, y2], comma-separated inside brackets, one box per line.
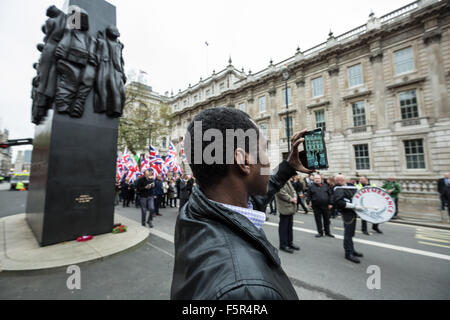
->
[0, 139, 33, 149]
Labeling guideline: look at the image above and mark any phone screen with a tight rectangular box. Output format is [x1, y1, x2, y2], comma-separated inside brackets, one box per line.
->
[304, 129, 328, 170]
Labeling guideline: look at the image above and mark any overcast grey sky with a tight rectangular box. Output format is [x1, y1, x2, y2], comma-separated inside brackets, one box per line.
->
[0, 0, 413, 161]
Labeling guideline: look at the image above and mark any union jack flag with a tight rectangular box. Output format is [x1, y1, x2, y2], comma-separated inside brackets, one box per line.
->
[149, 145, 165, 174]
[180, 141, 188, 164]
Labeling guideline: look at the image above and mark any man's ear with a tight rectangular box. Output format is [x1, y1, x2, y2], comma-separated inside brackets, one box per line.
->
[235, 148, 251, 176]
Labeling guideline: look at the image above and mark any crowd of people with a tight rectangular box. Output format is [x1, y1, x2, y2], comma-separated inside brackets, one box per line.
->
[114, 161, 449, 266]
[114, 172, 196, 228]
[274, 172, 403, 262]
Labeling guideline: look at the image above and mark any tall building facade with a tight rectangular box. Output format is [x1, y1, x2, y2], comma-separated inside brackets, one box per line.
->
[168, 0, 450, 209]
[121, 78, 171, 156]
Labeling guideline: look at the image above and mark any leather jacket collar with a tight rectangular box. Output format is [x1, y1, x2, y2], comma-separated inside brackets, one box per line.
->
[187, 185, 281, 267]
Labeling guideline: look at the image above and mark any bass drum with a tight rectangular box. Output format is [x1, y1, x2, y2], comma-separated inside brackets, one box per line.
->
[352, 187, 396, 224]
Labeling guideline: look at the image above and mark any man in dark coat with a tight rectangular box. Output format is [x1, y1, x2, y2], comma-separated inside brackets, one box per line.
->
[175, 177, 181, 207]
[178, 174, 191, 213]
[171, 107, 312, 300]
[120, 177, 133, 207]
[307, 174, 334, 238]
[442, 183, 450, 218]
[136, 170, 155, 228]
[153, 175, 164, 216]
[333, 175, 364, 263]
[438, 173, 450, 211]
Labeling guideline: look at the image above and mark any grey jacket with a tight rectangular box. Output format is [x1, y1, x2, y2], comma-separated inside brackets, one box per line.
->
[275, 181, 297, 215]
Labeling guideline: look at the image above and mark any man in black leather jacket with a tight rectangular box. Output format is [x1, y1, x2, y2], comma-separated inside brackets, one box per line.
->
[171, 107, 312, 300]
[333, 175, 364, 264]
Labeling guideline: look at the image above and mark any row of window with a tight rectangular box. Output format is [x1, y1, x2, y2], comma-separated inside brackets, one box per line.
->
[174, 81, 229, 111]
[258, 120, 426, 170]
[243, 87, 419, 133]
[310, 46, 414, 98]
[354, 139, 425, 170]
[312, 89, 419, 130]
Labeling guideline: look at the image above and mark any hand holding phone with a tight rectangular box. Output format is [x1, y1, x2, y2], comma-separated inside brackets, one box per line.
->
[302, 128, 329, 170]
[287, 130, 314, 174]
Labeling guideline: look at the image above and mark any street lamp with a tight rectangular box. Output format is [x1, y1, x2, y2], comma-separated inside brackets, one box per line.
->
[282, 66, 291, 153]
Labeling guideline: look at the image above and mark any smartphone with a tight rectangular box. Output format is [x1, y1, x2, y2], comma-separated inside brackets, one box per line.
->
[302, 128, 329, 170]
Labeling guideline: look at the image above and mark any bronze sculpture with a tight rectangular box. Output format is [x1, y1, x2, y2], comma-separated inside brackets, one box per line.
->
[31, 5, 127, 125]
[95, 26, 126, 117]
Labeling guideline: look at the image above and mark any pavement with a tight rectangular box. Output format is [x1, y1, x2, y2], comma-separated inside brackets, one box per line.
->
[0, 213, 149, 271]
[0, 186, 449, 300]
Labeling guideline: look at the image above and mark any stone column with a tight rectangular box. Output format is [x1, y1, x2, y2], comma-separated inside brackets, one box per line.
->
[369, 39, 387, 130]
[295, 69, 307, 130]
[328, 57, 341, 133]
[423, 18, 448, 120]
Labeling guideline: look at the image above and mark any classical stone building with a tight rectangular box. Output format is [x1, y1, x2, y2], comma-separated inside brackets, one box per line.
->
[121, 77, 171, 156]
[169, 0, 450, 212]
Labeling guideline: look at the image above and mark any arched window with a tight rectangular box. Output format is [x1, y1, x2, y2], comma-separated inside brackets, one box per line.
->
[162, 137, 167, 148]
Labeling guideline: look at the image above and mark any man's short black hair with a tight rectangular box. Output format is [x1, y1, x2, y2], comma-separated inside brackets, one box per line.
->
[185, 107, 260, 189]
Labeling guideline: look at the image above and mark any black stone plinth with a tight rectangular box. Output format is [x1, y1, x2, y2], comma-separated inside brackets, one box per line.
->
[26, 0, 118, 247]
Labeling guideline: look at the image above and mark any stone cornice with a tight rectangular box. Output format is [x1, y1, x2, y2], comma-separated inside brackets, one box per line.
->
[327, 66, 340, 77]
[342, 90, 372, 101]
[295, 77, 305, 87]
[423, 28, 442, 45]
[386, 76, 427, 91]
[369, 50, 384, 63]
[278, 108, 298, 117]
[306, 101, 330, 110]
[255, 114, 271, 122]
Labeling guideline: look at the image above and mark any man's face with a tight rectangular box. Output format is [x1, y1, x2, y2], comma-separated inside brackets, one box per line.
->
[313, 175, 322, 184]
[389, 177, 395, 182]
[144, 171, 151, 179]
[444, 173, 449, 179]
[335, 176, 346, 186]
[360, 177, 369, 185]
[247, 136, 270, 196]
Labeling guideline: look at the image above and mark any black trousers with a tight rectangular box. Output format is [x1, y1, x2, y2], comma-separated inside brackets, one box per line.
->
[343, 214, 357, 254]
[312, 205, 330, 235]
[278, 214, 294, 248]
[440, 193, 447, 210]
[361, 220, 380, 232]
[393, 198, 399, 217]
[270, 198, 277, 213]
[122, 193, 131, 207]
[135, 193, 140, 208]
[159, 194, 165, 208]
[154, 196, 162, 214]
[179, 198, 189, 213]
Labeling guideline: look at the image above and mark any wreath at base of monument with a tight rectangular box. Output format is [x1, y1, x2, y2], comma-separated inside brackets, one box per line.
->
[112, 225, 127, 234]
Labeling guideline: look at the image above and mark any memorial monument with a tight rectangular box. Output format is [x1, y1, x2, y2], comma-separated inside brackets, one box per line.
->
[26, 0, 126, 246]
